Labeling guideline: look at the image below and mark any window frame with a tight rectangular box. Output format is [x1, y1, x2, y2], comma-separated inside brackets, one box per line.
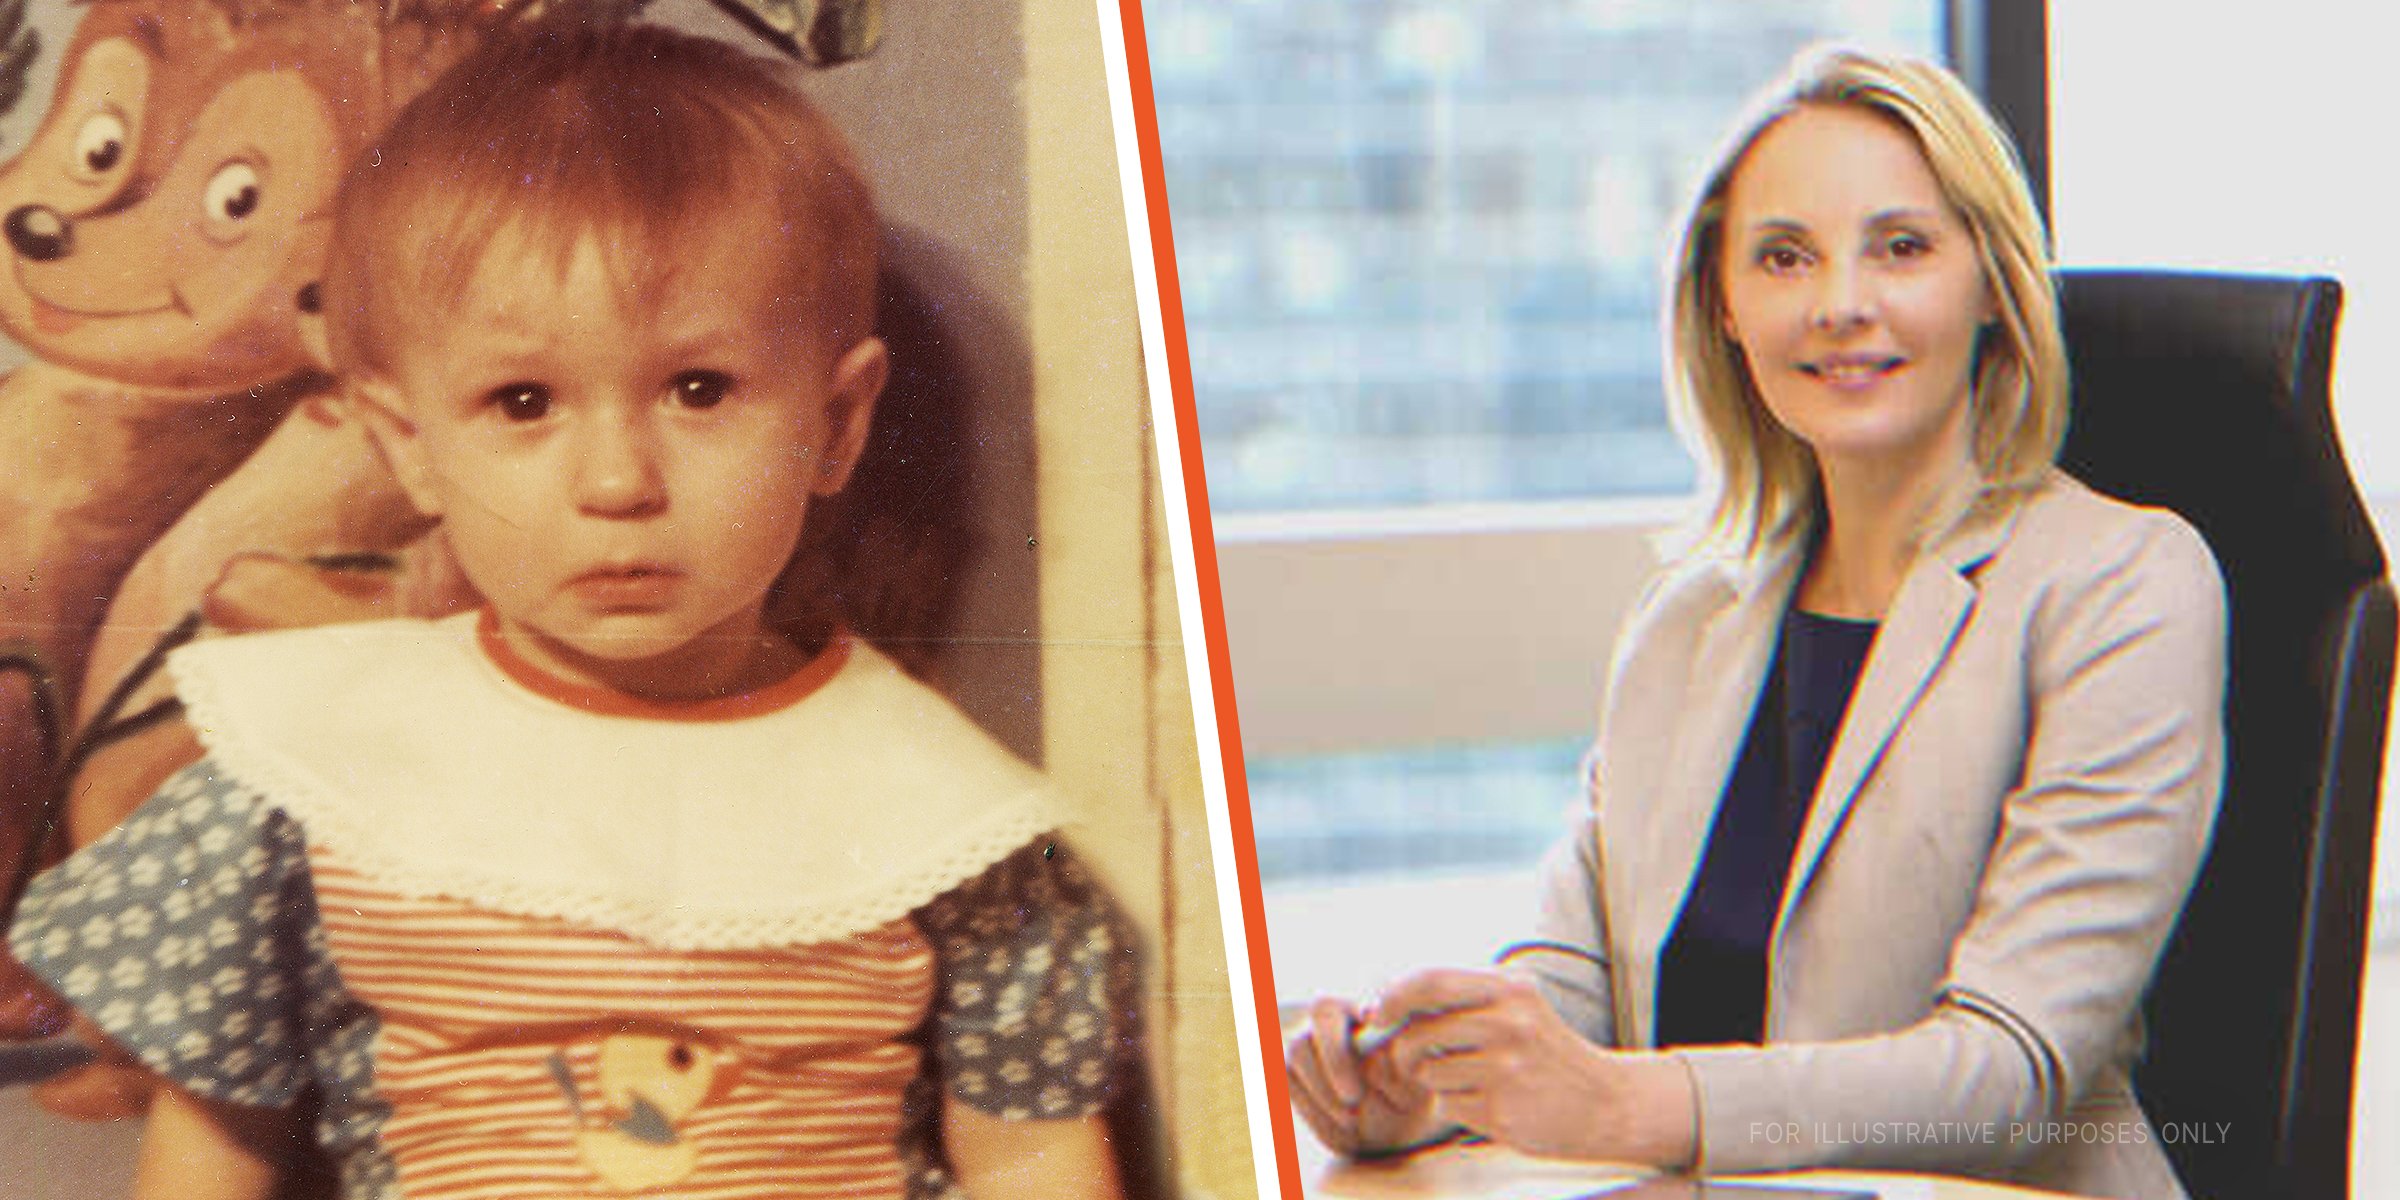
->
[1951, 0, 2050, 221]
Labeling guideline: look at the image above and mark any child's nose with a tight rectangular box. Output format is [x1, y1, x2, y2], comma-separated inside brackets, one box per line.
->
[573, 414, 668, 518]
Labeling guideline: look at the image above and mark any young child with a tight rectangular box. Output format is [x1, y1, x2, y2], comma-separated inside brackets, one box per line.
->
[9, 23, 1133, 1200]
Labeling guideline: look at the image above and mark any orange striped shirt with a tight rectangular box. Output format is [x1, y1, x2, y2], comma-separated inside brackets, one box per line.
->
[308, 845, 935, 1200]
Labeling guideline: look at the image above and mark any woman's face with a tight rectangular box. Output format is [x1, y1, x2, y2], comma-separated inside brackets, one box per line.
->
[1716, 103, 1996, 481]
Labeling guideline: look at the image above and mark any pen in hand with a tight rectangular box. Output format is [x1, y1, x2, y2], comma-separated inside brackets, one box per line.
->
[1348, 1011, 1408, 1058]
[1348, 940, 1606, 1058]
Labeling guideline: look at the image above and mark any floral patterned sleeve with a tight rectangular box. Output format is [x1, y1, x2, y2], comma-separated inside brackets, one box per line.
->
[912, 837, 1139, 1120]
[6, 760, 351, 1108]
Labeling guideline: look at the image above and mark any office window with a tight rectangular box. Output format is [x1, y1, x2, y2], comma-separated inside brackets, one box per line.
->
[1248, 738, 1587, 885]
[1149, 0, 1944, 515]
[1152, 6, 1948, 957]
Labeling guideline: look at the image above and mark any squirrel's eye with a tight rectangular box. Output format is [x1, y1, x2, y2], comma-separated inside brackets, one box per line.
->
[487, 383, 553, 422]
[71, 113, 127, 181]
[204, 162, 262, 224]
[670, 370, 732, 409]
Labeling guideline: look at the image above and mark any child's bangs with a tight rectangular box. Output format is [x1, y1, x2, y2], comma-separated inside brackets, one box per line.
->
[325, 25, 875, 376]
[434, 89, 763, 285]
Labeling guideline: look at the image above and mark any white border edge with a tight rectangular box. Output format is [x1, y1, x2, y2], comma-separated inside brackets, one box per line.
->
[1089, 3, 1285, 1197]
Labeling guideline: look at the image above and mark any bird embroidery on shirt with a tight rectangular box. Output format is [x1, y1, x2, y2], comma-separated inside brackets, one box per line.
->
[549, 1031, 737, 1190]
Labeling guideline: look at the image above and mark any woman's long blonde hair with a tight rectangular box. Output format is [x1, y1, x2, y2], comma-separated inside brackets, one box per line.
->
[1664, 45, 2065, 560]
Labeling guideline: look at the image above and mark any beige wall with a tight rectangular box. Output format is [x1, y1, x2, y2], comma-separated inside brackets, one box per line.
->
[1025, 2, 1256, 1197]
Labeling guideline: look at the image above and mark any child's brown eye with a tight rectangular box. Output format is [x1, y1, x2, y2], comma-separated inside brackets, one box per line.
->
[670, 370, 732, 409]
[488, 383, 552, 422]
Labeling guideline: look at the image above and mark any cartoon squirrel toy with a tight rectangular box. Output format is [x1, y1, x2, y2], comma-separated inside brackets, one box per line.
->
[50, 0, 499, 859]
[0, 0, 515, 1107]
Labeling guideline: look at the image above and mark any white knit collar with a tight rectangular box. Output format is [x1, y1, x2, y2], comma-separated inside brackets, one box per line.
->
[171, 615, 1058, 950]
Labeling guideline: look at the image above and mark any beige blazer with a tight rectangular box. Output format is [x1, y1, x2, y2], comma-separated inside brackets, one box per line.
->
[1525, 471, 2225, 1200]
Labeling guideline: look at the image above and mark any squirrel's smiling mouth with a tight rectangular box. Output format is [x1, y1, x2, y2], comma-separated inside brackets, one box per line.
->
[14, 259, 189, 335]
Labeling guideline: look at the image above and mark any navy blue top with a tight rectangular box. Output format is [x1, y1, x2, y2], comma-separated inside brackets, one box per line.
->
[1655, 607, 1878, 1048]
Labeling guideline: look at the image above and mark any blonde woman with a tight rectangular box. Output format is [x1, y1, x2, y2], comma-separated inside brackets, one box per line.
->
[1284, 46, 2223, 1200]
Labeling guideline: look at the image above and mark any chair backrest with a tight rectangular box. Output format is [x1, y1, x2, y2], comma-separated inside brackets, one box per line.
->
[2056, 269, 2393, 1200]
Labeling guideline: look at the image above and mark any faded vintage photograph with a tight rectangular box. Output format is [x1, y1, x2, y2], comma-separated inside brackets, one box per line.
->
[0, 1, 1255, 1197]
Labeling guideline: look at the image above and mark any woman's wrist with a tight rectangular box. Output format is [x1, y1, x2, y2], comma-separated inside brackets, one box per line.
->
[1611, 1051, 1700, 1170]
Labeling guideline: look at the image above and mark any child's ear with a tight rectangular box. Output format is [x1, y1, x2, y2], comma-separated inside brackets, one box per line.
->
[348, 378, 444, 520]
[811, 336, 889, 498]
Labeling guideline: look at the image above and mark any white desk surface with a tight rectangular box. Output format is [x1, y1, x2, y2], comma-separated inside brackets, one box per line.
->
[1295, 1130, 2087, 1200]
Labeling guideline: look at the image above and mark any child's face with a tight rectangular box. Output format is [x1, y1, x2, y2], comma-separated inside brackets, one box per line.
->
[358, 219, 884, 696]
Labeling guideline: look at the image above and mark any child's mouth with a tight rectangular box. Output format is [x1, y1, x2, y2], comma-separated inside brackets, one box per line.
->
[568, 564, 683, 608]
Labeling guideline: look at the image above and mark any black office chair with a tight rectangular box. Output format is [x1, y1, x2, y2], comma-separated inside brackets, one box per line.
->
[2056, 269, 2393, 1200]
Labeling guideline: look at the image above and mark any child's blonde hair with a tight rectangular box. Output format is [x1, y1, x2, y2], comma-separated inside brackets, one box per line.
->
[1665, 44, 2065, 560]
[322, 21, 879, 381]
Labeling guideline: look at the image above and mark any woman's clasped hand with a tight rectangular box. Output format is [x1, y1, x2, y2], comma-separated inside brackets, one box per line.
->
[1286, 969, 1696, 1166]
